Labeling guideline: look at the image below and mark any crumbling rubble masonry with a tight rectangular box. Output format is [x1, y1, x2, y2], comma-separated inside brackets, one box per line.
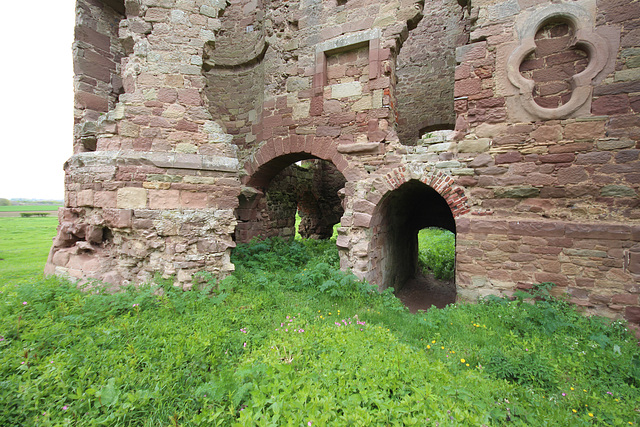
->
[47, 0, 639, 326]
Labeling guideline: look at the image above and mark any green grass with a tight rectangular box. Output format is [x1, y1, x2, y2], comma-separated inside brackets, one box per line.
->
[418, 227, 455, 280]
[0, 217, 58, 283]
[1, 223, 639, 426]
[0, 205, 61, 212]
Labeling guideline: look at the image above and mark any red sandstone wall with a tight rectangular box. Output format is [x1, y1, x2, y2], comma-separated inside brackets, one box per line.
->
[453, 0, 639, 324]
[396, 0, 469, 143]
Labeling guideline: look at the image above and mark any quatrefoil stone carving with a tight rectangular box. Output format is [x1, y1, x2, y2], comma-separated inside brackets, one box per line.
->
[506, 2, 617, 120]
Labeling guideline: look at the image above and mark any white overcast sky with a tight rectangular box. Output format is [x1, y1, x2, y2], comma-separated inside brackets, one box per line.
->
[1, 1, 75, 201]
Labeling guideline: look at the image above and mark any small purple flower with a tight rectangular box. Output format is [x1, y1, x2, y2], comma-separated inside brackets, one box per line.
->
[308, 422, 312, 426]
[132, 303, 139, 307]
[62, 406, 68, 411]
[22, 302, 27, 306]
[562, 393, 566, 397]
[243, 342, 247, 348]
[0, 337, 4, 342]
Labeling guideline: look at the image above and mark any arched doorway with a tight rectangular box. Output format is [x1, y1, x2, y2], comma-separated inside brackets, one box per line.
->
[369, 179, 457, 311]
[236, 154, 346, 244]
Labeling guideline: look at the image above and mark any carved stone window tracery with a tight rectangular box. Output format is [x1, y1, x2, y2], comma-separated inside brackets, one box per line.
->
[505, 1, 619, 120]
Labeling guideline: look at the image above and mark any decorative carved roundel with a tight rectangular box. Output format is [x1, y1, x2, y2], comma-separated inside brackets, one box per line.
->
[507, 3, 610, 120]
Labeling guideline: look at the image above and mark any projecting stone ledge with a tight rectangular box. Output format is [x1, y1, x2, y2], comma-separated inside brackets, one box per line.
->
[337, 142, 381, 154]
[67, 151, 239, 173]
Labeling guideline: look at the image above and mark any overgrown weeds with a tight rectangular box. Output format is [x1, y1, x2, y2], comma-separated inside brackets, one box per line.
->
[0, 237, 638, 426]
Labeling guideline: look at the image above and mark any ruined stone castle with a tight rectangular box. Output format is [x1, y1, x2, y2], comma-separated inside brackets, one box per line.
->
[46, 0, 640, 326]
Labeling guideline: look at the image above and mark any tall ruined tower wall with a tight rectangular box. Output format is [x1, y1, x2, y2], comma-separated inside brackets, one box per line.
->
[48, 0, 639, 328]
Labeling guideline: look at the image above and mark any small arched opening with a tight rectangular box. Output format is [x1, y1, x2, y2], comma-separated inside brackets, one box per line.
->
[370, 179, 456, 312]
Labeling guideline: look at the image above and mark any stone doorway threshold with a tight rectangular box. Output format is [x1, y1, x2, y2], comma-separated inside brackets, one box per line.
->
[395, 274, 456, 313]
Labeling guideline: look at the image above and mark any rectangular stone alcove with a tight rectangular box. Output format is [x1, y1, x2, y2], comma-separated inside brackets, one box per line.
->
[313, 29, 382, 96]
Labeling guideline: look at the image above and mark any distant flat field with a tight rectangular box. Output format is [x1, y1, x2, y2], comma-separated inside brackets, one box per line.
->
[0, 217, 59, 284]
[0, 205, 61, 217]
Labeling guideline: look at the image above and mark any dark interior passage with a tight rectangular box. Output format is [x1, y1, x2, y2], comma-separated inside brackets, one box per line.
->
[370, 180, 456, 311]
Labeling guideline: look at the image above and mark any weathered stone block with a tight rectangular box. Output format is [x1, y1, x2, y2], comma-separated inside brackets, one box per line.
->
[494, 186, 540, 198]
[330, 81, 362, 99]
[117, 188, 147, 209]
[563, 121, 605, 140]
[600, 185, 637, 198]
[596, 139, 636, 151]
[557, 166, 588, 185]
[103, 209, 133, 229]
[458, 138, 491, 153]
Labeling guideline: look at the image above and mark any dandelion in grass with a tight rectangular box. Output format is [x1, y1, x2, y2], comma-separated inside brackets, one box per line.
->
[460, 359, 465, 363]
[572, 409, 577, 413]
[427, 345, 431, 349]
[589, 413, 594, 417]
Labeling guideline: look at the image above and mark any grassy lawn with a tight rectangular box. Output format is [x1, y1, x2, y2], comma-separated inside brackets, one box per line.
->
[0, 221, 639, 425]
[0, 205, 61, 212]
[0, 217, 58, 284]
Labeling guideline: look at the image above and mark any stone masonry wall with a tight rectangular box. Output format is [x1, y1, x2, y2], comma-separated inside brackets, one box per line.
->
[74, 0, 126, 152]
[451, 0, 640, 325]
[50, 0, 639, 329]
[395, 0, 469, 143]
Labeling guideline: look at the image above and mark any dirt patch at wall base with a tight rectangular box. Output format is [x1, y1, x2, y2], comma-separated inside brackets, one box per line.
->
[396, 274, 456, 313]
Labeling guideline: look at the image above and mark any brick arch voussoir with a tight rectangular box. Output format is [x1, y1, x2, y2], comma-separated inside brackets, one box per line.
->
[242, 137, 354, 188]
[380, 166, 470, 219]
